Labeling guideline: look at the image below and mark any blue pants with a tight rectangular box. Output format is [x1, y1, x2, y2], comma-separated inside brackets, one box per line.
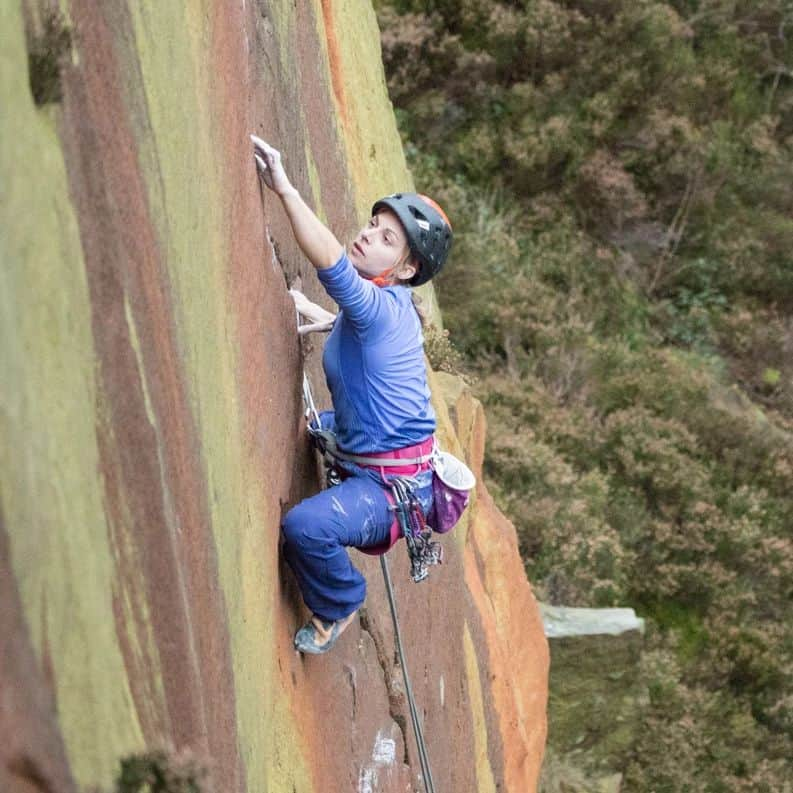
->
[281, 469, 433, 622]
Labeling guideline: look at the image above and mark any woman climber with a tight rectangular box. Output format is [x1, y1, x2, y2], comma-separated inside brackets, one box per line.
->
[251, 135, 453, 655]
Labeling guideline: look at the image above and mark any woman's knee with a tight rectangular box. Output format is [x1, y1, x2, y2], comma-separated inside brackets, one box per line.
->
[282, 502, 314, 547]
[282, 499, 340, 549]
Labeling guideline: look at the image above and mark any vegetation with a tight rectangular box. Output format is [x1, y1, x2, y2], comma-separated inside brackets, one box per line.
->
[377, 1, 793, 789]
[85, 751, 209, 793]
[26, 9, 72, 106]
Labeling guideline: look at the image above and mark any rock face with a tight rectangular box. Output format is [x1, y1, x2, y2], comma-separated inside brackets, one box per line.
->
[1, 2, 548, 792]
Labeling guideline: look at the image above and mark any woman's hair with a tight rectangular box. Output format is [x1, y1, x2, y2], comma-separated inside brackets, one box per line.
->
[390, 248, 428, 326]
[411, 291, 428, 327]
[396, 252, 428, 327]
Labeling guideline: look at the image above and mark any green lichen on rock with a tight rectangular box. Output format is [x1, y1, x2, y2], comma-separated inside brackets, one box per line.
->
[2, 3, 147, 787]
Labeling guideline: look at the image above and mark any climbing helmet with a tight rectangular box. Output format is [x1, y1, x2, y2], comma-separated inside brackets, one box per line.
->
[371, 193, 453, 286]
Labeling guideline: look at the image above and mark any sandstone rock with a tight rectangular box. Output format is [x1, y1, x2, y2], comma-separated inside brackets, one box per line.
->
[1, 2, 548, 790]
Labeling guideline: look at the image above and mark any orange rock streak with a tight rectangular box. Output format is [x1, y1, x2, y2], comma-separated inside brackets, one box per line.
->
[460, 390, 550, 791]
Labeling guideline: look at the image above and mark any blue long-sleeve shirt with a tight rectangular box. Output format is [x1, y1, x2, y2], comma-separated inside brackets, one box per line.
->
[317, 252, 436, 453]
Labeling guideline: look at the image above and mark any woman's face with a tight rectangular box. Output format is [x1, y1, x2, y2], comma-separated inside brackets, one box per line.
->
[348, 209, 415, 281]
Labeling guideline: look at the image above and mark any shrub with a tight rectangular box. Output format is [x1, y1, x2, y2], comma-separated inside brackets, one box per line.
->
[378, 0, 793, 788]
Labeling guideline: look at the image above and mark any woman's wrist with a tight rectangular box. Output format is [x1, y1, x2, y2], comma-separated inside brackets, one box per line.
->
[278, 184, 300, 202]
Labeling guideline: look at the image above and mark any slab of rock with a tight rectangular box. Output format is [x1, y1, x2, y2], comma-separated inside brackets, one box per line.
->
[541, 605, 645, 638]
[539, 606, 646, 793]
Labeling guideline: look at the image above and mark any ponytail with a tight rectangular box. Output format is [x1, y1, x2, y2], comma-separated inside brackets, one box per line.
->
[411, 291, 428, 328]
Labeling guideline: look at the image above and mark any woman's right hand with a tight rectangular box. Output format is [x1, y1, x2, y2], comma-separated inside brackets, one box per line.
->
[251, 135, 295, 197]
[250, 135, 343, 270]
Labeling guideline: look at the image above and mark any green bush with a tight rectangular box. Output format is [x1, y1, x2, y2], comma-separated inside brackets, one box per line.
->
[378, 0, 793, 789]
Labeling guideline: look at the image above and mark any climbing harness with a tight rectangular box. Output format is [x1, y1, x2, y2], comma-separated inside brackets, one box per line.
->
[307, 422, 434, 469]
[305, 419, 442, 581]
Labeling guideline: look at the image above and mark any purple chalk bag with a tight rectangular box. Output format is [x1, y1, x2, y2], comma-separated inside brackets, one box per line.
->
[428, 450, 476, 533]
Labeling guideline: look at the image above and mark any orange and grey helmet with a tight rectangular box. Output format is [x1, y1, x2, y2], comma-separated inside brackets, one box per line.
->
[371, 193, 453, 286]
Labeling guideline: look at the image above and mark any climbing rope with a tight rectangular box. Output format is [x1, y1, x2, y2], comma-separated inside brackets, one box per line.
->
[297, 313, 437, 792]
[380, 554, 436, 793]
[296, 306, 322, 429]
[302, 370, 321, 429]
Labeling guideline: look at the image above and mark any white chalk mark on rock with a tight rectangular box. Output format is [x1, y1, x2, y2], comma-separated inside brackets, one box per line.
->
[358, 766, 375, 793]
[358, 730, 397, 792]
[372, 732, 396, 765]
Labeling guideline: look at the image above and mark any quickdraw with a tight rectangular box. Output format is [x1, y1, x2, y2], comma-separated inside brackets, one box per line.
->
[389, 477, 443, 583]
[307, 424, 343, 487]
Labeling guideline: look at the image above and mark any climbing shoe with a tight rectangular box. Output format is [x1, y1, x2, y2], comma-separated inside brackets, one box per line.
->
[294, 611, 357, 655]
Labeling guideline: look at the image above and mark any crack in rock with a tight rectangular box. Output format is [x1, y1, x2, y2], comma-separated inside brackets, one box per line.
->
[358, 607, 411, 766]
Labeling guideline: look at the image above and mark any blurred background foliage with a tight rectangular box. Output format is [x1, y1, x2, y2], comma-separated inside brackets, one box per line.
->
[376, 0, 792, 789]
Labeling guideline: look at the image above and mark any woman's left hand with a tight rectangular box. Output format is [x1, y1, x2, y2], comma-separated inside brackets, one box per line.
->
[289, 289, 336, 334]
